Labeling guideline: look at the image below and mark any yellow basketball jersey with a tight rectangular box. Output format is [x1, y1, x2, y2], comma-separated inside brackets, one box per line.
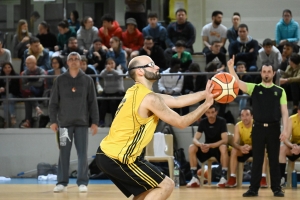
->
[100, 83, 159, 164]
[290, 114, 300, 144]
[237, 120, 253, 146]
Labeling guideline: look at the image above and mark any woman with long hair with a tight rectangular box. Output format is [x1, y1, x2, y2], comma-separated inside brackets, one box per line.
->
[106, 37, 127, 73]
[12, 19, 32, 58]
[36, 21, 57, 52]
[77, 16, 99, 51]
[0, 62, 20, 127]
[54, 20, 77, 52]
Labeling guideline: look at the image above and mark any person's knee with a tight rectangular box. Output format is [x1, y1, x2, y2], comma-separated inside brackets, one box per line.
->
[159, 176, 174, 194]
[189, 144, 198, 154]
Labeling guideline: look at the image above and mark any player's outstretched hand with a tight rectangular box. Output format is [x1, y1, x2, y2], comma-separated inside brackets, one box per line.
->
[204, 80, 218, 105]
[227, 55, 235, 69]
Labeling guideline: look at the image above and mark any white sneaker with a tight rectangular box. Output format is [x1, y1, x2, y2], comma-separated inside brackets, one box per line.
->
[53, 184, 66, 192]
[78, 185, 88, 193]
[217, 177, 227, 188]
[97, 84, 103, 94]
[186, 177, 200, 188]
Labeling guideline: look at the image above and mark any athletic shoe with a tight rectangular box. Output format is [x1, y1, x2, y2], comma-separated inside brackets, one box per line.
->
[53, 184, 66, 192]
[226, 176, 237, 187]
[78, 185, 88, 193]
[243, 189, 258, 197]
[280, 177, 286, 187]
[186, 177, 200, 188]
[260, 177, 268, 188]
[217, 177, 227, 188]
[20, 120, 31, 128]
[273, 189, 284, 197]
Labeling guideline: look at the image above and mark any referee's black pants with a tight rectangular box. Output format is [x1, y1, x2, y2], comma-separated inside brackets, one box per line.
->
[250, 122, 281, 192]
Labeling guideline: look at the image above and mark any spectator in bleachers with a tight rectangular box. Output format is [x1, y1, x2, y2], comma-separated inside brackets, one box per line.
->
[206, 41, 226, 72]
[122, 18, 144, 59]
[259, 38, 282, 71]
[158, 58, 183, 95]
[202, 11, 227, 55]
[234, 61, 252, 111]
[0, 62, 20, 127]
[106, 37, 127, 73]
[275, 9, 299, 53]
[80, 57, 103, 95]
[230, 24, 259, 72]
[227, 12, 241, 45]
[87, 38, 107, 73]
[68, 10, 80, 32]
[36, 21, 57, 53]
[12, 19, 32, 58]
[23, 37, 50, 71]
[138, 36, 166, 71]
[20, 56, 45, 128]
[164, 8, 196, 67]
[98, 14, 122, 49]
[0, 40, 12, 67]
[280, 42, 294, 71]
[54, 20, 77, 52]
[181, 63, 207, 115]
[124, 0, 147, 32]
[280, 53, 300, 114]
[187, 104, 228, 188]
[172, 40, 192, 72]
[98, 58, 124, 127]
[46, 56, 66, 90]
[77, 16, 99, 52]
[61, 37, 84, 57]
[142, 12, 167, 49]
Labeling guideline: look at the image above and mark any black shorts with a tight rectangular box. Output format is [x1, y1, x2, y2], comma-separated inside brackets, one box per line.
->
[96, 147, 165, 198]
[237, 150, 253, 162]
[287, 153, 300, 162]
[196, 147, 221, 163]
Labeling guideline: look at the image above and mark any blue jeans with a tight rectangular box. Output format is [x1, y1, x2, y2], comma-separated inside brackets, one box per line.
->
[234, 93, 248, 111]
[2, 93, 16, 118]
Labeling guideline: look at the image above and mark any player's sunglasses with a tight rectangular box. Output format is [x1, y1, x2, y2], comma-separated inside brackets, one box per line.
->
[128, 62, 155, 71]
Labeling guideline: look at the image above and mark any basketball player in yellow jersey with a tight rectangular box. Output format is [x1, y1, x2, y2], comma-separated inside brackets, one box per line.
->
[95, 55, 216, 200]
[226, 108, 268, 188]
[279, 103, 300, 186]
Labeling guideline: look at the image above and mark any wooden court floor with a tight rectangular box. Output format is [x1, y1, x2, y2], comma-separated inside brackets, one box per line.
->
[0, 184, 300, 200]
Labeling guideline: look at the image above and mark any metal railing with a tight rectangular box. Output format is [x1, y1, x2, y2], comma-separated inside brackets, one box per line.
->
[0, 70, 281, 124]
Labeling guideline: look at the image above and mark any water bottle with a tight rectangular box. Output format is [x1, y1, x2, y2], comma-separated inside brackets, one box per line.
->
[292, 170, 297, 188]
[173, 161, 180, 188]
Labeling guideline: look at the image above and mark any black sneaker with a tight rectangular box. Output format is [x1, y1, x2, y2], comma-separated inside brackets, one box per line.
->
[273, 190, 284, 197]
[243, 190, 258, 197]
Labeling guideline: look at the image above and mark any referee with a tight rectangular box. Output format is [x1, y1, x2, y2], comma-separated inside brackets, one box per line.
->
[228, 56, 289, 197]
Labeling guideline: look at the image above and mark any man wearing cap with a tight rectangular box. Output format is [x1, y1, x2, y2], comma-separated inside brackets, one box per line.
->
[279, 103, 300, 186]
[121, 18, 144, 60]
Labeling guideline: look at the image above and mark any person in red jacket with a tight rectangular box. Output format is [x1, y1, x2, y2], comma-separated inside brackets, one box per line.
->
[121, 18, 144, 59]
[98, 14, 122, 48]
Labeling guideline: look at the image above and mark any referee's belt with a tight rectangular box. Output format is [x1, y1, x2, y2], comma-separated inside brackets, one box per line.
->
[254, 121, 280, 127]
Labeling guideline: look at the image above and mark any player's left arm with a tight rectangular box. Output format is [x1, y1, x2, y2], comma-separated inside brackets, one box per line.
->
[158, 90, 207, 108]
[280, 89, 289, 142]
[208, 132, 228, 148]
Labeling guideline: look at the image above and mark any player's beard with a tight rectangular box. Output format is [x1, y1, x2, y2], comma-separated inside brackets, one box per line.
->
[262, 76, 272, 83]
[143, 69, 161, 80]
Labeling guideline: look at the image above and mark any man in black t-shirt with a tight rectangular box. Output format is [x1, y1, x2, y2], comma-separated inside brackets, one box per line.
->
[187, 105, 228, 188]
[205, 41, 226, 72]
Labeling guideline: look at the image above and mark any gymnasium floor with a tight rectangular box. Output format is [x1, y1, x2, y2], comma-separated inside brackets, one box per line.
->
[0, 179, 300, 200]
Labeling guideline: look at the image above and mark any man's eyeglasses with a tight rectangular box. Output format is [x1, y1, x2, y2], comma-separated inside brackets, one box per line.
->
[68, 58, 80, 62]
[128, 62, 155, 71]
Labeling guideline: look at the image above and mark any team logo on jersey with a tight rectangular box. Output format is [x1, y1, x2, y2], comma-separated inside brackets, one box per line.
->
[274, 91, 278, 96]
[259, 91, 263, 94]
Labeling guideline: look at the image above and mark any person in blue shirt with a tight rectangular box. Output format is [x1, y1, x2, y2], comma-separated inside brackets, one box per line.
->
[106, 37, 127, 73]
[275, 9, 299, 53]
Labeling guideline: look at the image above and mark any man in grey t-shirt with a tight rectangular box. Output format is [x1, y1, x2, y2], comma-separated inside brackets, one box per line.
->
[201, 10, 227, 55]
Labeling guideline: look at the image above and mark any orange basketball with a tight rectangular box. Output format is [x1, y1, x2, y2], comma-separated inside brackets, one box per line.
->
[211, 72, 239, 104]
[197, 169, 208, 179]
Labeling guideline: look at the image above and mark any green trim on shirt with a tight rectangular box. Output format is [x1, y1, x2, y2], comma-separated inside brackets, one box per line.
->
[245, 82, 287, 104]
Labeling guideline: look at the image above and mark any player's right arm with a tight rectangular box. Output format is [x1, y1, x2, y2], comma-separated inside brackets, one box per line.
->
[231, 124, 241, 150]
[283, 117, 294, 149]
[142, 81, 215, 129]
[227, 55, 248, 93]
